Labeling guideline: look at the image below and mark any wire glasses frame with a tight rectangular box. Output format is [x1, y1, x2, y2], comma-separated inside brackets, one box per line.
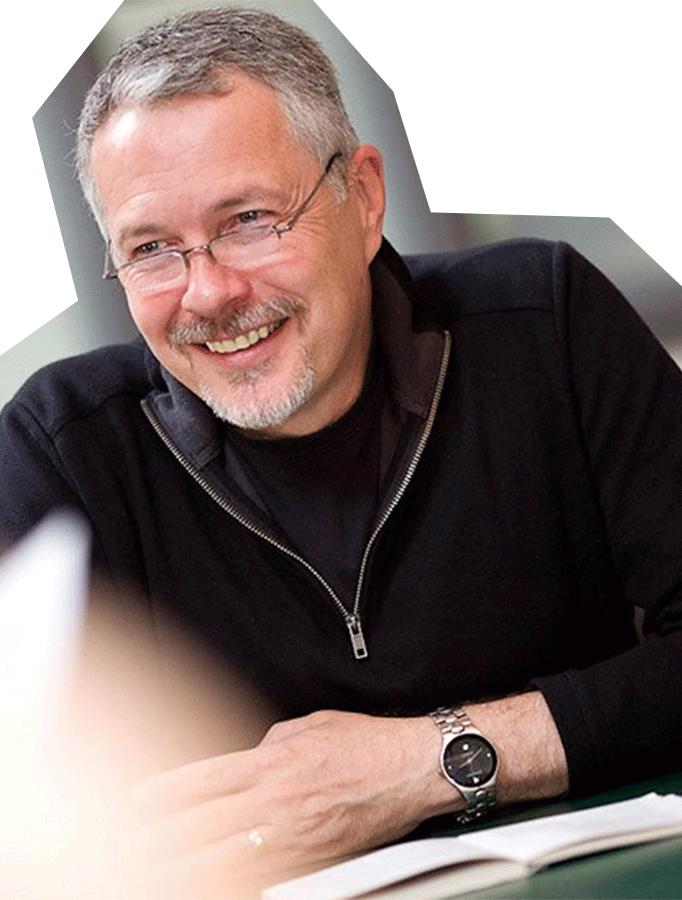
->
[102, 151, 343, 292]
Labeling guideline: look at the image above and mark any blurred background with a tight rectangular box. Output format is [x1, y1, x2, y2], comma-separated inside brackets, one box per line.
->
[7, 0, 681, 409]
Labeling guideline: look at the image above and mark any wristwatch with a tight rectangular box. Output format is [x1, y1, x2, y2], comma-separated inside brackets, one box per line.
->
[430, 706, 499, 823]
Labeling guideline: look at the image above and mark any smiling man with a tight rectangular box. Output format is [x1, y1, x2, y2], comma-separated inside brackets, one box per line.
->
[94, 80, 381, 438]
[2, 6, 682, 898]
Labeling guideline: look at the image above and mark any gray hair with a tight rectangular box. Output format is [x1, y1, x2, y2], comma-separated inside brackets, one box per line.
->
[77, 6, 359, 232]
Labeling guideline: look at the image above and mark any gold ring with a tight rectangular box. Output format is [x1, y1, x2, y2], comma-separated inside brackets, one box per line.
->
[247, 828, 265, 849]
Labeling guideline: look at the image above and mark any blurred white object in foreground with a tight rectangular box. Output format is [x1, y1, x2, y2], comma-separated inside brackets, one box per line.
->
[0, 510, 112, 898]
[0, 510, 271, 898]
[0, 509, 89, 743]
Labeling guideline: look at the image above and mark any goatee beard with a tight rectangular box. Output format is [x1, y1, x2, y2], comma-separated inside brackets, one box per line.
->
[171, 295, 316, 432]
[198, 351, 316, 432]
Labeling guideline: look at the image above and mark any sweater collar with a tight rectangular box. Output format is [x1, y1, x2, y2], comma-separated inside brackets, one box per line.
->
[145, 239, 446, 468]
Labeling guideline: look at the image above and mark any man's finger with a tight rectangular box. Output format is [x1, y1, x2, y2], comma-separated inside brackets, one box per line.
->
[144, 824, 286, 900]
[134, 747, 262, 815]
[141, 790, 258, 856]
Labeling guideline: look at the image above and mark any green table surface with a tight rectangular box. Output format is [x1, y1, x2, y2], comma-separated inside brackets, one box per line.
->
[415, 772, 682, 899]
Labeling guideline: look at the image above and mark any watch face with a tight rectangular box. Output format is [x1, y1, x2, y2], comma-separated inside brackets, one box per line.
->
[443, 735, 497, 788]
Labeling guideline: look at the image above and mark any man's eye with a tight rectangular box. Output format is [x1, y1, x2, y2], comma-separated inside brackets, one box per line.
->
[132, 240, 167, 258]
[232, 210, 274, 229]
[236, 210, 260, 224]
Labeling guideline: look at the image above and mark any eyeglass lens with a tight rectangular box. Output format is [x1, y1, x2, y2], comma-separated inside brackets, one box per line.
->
[118, 226, 284, 292]
[111, 152, 342, 293]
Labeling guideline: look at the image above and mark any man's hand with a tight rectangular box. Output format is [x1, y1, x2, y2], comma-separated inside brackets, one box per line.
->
[134, 693, 569, 898]
[134, 709, 451, 898]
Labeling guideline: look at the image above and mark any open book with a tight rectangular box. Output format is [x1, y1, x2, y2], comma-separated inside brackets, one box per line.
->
[263, 792, 682, 900]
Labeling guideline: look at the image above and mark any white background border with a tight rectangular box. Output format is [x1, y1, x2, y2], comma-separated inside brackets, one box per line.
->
[6, 0, 680, 354]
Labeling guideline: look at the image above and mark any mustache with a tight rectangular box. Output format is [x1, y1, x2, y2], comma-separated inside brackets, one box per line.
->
[168, 297, 304, 346]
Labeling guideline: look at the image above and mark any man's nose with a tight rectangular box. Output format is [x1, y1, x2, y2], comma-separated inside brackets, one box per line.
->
[179, 250, 252, 317]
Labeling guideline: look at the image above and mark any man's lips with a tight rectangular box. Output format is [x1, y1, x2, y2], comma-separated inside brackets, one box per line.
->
[198, 319, 287, 355]
[169, 297, 303, 356]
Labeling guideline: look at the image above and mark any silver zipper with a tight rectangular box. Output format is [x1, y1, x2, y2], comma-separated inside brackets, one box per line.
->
[141, 398, 353, 629]
[352, 330, 452, 627]
[140, 329, 451, 660]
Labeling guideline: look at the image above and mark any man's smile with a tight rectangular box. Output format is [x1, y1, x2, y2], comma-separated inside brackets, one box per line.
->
[203, 319, 286, 355]
[168, 297, 302, 359]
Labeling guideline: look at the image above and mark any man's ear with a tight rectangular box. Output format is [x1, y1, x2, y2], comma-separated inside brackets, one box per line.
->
[348, 145, 386, 264]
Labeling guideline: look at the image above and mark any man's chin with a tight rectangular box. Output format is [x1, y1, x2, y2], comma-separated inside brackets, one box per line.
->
[198, 367, 315, 433]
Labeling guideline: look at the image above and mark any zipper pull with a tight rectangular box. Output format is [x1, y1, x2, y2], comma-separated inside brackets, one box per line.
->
[346, 615, 368, 660]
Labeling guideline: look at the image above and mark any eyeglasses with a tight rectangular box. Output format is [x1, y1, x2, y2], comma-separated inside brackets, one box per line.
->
[103, 152, 343, 295]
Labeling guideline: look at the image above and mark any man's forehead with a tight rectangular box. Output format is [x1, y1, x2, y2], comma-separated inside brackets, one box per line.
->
[90, 77, 324, 193]
[90, 83, 319, 244]
[99, 106, 149, 151]
[96, 76, 282, 147]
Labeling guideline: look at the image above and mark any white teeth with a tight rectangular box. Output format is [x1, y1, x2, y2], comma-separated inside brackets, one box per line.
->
[205, 321, 281, 354]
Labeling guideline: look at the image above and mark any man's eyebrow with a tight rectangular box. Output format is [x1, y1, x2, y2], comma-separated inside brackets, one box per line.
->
[114, 188, 289, 245]
[116, 223, 167, 246]
[208, 187, 288, 214]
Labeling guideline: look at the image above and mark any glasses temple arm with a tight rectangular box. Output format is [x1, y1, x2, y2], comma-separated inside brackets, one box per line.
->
[281, 151, 343, 233]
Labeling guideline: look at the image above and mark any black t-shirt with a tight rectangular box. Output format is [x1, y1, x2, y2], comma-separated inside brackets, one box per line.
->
[224, 352, 389, 604]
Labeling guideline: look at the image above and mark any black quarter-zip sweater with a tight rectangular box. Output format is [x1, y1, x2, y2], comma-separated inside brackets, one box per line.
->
[2, 238, 682, 798]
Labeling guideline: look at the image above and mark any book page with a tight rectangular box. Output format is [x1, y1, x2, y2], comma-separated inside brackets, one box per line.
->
[463, 793, 682, 867]
[360, 858, 527, 900]
[264, 793, 682, 900]
[263, 837, 507, 900]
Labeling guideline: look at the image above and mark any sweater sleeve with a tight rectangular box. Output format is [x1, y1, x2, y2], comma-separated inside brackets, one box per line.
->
[0, 395, 89, 548]
[532, 242, 682, 796]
